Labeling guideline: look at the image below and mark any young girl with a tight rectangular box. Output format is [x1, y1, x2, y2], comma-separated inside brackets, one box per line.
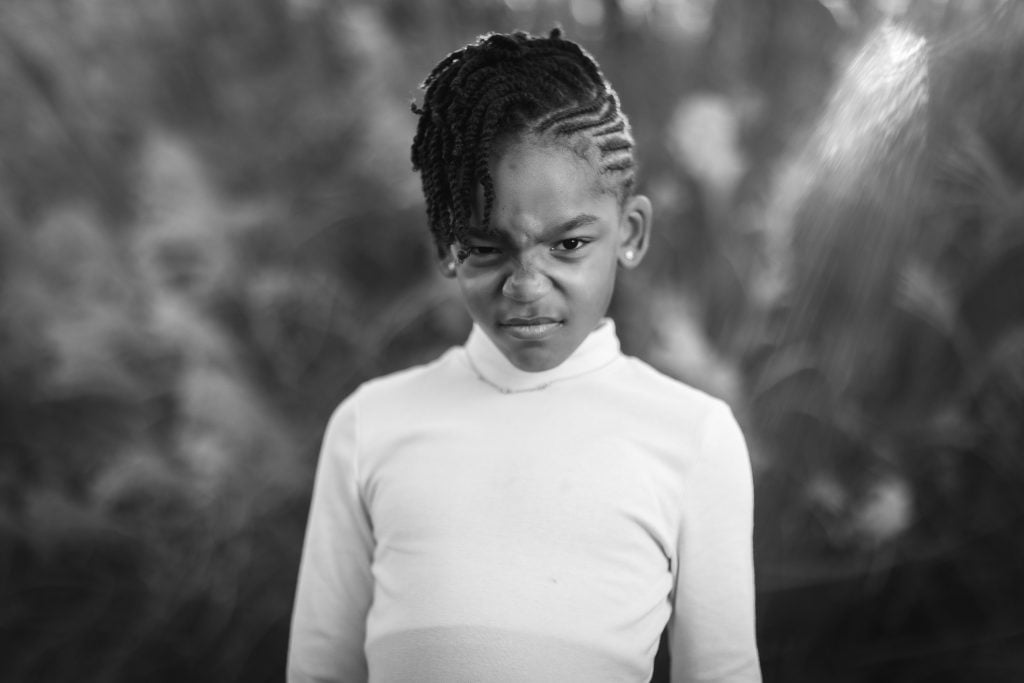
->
[288, 28, 761, 683]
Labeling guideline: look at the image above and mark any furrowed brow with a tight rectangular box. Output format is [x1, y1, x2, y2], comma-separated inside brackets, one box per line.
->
[462, 214, 600, 246]
[463, 228, 504, 242]
[548, 213, 599, 237]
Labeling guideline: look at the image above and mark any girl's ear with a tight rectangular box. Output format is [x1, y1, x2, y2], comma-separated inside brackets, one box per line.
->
[617, 194, 653, 269]
[438, 245, 458, 279]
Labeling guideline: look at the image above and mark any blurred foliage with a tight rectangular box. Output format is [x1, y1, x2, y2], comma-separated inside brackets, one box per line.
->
[1, 0, 1023, 681]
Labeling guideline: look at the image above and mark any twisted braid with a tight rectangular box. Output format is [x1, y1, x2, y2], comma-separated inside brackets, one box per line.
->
[411, 28, 638, 257]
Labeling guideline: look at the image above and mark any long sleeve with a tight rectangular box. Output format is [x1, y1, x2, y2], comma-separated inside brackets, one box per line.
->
[669, 401, 761, 683]
[288, 395, 375, 683]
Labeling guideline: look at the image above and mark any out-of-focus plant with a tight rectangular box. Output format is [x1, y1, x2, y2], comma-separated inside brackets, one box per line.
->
[714, 3, 1024, 678]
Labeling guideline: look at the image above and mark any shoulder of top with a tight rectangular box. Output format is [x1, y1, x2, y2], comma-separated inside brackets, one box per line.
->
[350, 345, 462, 403]
[618, 355, 729, 412]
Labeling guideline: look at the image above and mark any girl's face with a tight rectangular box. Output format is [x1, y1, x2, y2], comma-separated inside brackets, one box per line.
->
[450, 139, 650, 372]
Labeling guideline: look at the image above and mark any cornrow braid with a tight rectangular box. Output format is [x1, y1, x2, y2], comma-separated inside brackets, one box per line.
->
[410, 28, 637, 257]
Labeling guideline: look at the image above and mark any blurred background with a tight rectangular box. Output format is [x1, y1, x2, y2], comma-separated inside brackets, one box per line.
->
[2, 0, 1023, 681]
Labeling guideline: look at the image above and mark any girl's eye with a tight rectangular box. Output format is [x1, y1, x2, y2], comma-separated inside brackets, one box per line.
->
[458, 245, 502, 263]
[553, 237, 588, 252]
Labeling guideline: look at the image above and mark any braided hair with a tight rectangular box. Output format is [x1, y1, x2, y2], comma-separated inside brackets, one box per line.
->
[411, 28, 637, 258]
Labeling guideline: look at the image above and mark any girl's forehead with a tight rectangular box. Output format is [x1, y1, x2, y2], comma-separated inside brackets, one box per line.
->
[490, 136, 603, 195]
[472, 139, 619, 242]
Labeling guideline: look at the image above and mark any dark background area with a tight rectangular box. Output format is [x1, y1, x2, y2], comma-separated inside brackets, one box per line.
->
[2, 0, 1023, 681]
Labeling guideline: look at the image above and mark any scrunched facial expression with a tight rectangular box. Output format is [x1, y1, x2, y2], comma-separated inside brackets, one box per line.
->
[450, 139, 646, 372]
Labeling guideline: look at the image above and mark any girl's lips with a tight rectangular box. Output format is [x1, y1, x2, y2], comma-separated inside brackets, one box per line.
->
[499, 319, 563, 340]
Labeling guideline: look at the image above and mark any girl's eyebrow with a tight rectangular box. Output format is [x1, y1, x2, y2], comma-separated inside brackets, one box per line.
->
[465, 213, 600, 243]
[550, 213, 599, 235]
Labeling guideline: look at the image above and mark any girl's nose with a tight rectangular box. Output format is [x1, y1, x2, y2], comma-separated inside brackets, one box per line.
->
[502, 260, 551, 302]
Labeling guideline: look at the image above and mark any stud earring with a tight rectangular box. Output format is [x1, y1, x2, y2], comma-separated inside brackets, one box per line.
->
[446, 260, 457, 272]
[624, 249, 635, 261]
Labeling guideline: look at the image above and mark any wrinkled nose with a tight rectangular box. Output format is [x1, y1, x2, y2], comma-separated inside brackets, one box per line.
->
[502, 261, 551, 303]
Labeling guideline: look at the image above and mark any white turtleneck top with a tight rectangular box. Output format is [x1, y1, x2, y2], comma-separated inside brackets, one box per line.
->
[288, 320, 761, 683]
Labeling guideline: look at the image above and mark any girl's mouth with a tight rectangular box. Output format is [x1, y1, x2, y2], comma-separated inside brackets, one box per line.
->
[499, 318, 563, 340]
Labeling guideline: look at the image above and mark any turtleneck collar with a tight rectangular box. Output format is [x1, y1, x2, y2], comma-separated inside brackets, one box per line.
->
[463, 318, 622, 393]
